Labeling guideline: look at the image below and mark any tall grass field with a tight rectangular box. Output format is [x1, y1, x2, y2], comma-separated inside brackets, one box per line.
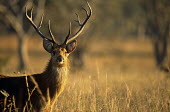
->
[0, 35, 170, 112]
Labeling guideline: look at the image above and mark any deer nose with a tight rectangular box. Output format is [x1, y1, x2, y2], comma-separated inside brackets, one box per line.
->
[56, 56, 64, 63]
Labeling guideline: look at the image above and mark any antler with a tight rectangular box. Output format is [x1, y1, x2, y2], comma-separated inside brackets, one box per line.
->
[64, 2, 92, 44]
[26, 7, 56, 44]
[63, 22, 71, 45]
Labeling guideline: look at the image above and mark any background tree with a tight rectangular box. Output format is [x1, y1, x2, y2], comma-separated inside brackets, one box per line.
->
[139, 0, 170, 72]
[0, 0, 46, 71]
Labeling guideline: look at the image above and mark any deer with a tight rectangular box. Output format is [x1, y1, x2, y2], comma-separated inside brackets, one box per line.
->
[0, 2, 92, 112]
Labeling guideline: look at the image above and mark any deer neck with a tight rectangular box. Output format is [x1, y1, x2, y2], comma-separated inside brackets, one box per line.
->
[36, 59, 68, 100]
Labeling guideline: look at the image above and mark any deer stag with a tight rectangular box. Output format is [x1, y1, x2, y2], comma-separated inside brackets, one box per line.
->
[0, 2, 92, 112]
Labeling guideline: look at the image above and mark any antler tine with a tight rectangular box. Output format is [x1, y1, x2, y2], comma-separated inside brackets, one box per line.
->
[38, 14, 44, 29]
[48, 20, 56, 43]
[66, 2, 92, 44]
[25, 6, 54, 43]
[87, 1, 92, 17]
[64, 22, 72, 45]
[81, 6, 88, 18]
[74, 13, 81, 26]
[30, 7, 33, 19]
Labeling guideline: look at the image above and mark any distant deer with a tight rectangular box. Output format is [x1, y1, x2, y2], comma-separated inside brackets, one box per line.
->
[0, 2, 92, 112]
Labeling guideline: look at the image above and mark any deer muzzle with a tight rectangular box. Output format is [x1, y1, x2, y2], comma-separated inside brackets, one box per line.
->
[56, 55, 64, 64]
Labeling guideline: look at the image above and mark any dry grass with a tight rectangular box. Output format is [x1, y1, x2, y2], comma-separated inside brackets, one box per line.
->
[56, 70, 170, 112]
[0, 35, 170, 111]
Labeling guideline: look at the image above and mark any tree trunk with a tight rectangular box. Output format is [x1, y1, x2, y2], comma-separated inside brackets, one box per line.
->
[17, 36, 28, 71]
[154, 38, 167, 66]
[153, 37, 169, 72]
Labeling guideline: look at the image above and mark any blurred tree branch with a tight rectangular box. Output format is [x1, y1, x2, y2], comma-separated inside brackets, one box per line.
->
[139, 0, 170, 72]
[0, 0, 46, 71]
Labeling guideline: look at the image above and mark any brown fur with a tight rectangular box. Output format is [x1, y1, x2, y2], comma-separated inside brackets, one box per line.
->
[0, 47, 70, 112]
[32, 59, 68, 111]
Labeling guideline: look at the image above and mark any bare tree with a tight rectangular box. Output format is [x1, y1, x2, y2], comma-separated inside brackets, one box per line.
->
[0, 0, 46, 71]
[140, 0, 170, 72]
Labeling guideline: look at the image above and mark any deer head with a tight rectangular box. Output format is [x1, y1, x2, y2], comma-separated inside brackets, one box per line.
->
[26, 2, 92, 66]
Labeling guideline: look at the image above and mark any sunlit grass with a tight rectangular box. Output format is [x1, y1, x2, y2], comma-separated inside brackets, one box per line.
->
[55, 68, 170, 112]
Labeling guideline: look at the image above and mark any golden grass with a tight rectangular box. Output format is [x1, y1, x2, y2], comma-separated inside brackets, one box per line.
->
[0, 35, 170, 111]
[55, 70, 170, 112]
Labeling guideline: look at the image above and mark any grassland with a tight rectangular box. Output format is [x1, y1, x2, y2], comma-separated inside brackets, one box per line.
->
[0, 35, 170, 112]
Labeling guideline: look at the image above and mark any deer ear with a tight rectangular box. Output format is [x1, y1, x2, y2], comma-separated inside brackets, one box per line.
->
[43, 39, 53, 53]
[66, 40, 77, 54]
